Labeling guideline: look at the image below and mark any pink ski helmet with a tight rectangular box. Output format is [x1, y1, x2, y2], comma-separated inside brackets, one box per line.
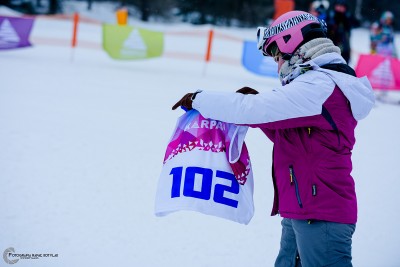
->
[257, 11, 327, 59]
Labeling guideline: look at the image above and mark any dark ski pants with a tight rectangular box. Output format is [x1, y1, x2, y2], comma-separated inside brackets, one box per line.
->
[275, 218, 356, 267]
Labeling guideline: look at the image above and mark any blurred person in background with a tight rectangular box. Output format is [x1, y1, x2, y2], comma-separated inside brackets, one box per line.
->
[309, 0, 329, 21]
[371, 11, 397, 58]
[326, 0, 358, 64]
[370, 11, 397, 102]
[369, 21, 382, 54]
[173, 10, 375, 266]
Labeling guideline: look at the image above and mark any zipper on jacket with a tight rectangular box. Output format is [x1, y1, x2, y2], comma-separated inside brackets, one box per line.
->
[289, 165, 303, 208]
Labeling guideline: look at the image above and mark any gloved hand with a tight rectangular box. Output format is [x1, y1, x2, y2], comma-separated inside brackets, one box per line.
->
[236, 87, 259, 95]
[172, 93, 193, 110]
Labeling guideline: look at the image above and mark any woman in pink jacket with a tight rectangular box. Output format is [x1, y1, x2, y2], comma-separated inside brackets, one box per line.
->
[173, 11, 375, 267]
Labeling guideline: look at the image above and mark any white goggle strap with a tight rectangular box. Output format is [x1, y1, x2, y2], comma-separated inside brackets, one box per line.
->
[256, 27, 267, 50]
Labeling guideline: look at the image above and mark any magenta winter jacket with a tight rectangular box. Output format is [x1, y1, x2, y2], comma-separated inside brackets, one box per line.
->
[192, 53, 375, 224]
[261, 86, 358, 223]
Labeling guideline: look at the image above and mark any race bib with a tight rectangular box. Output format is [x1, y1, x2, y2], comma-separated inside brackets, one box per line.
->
[155, 110, 254, 224]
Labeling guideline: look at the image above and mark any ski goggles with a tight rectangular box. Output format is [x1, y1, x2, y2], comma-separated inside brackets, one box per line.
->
[257, 28, 292, 60]
[257, 27, 287, 58]
[256, 26, 269, 56]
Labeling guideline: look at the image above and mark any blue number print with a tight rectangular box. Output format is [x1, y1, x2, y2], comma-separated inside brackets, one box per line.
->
[183, 167, 212, 200]
[169, 166, 239, 208]
[169, 167, 183, 198]
[214, 171, 239, 208]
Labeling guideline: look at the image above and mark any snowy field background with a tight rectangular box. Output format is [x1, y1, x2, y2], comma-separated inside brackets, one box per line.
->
[1, 2, 400, 267]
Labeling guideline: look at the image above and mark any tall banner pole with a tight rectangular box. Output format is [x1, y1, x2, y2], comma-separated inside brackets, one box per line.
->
[202, 28, 214, 77]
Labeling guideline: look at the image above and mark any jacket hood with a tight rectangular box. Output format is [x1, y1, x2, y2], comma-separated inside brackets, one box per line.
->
[291, 53, 375, 120]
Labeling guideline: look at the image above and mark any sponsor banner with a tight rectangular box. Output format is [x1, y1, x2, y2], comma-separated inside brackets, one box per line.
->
[242, 40, 279, 78]
[0, 16, 34, 50]
[102, 24, 164, 60]
[355, 54, 400, 90]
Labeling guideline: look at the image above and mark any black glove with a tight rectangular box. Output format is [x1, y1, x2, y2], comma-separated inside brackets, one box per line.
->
[236, 87, 259, 95]
[172, 93, 193, 110]
[172, 90, 203, 110]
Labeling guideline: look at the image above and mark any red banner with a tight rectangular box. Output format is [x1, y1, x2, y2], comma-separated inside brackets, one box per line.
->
[273, 0, 295, 20]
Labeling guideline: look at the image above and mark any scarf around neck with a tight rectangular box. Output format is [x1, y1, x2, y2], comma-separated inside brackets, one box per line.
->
[279, 38, 342, 85]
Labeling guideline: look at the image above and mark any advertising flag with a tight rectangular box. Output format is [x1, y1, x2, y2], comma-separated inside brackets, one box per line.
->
[355, 54, 400, 90]
[0, 16, 34, 50]
[242, 40, 278, 78]
[102, 24, 163, 60]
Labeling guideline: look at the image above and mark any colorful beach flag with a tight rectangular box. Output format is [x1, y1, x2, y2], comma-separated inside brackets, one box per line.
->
[0, 16, 34, 50]
[355, 54, 400, 90]
[102, 24, 164, 60]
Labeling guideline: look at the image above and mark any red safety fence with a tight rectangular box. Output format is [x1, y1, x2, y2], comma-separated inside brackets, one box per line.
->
[7, 12, 392, 85]
[24, 13, 245, 65]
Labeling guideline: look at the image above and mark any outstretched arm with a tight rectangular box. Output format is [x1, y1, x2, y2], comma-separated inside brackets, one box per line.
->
[192, 74, 335, 128]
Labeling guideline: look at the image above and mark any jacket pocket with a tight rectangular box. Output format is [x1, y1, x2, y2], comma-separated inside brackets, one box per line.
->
[289, 165, 303, 208]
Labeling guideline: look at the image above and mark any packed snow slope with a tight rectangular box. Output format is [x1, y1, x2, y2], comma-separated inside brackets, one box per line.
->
[1, 3, 400, 267]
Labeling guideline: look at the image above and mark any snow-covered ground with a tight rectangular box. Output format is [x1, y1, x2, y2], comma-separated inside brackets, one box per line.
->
[1, 3, 400, 267]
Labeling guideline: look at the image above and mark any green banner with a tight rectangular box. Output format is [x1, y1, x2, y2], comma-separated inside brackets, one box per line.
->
[102, 24, 164, 60]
